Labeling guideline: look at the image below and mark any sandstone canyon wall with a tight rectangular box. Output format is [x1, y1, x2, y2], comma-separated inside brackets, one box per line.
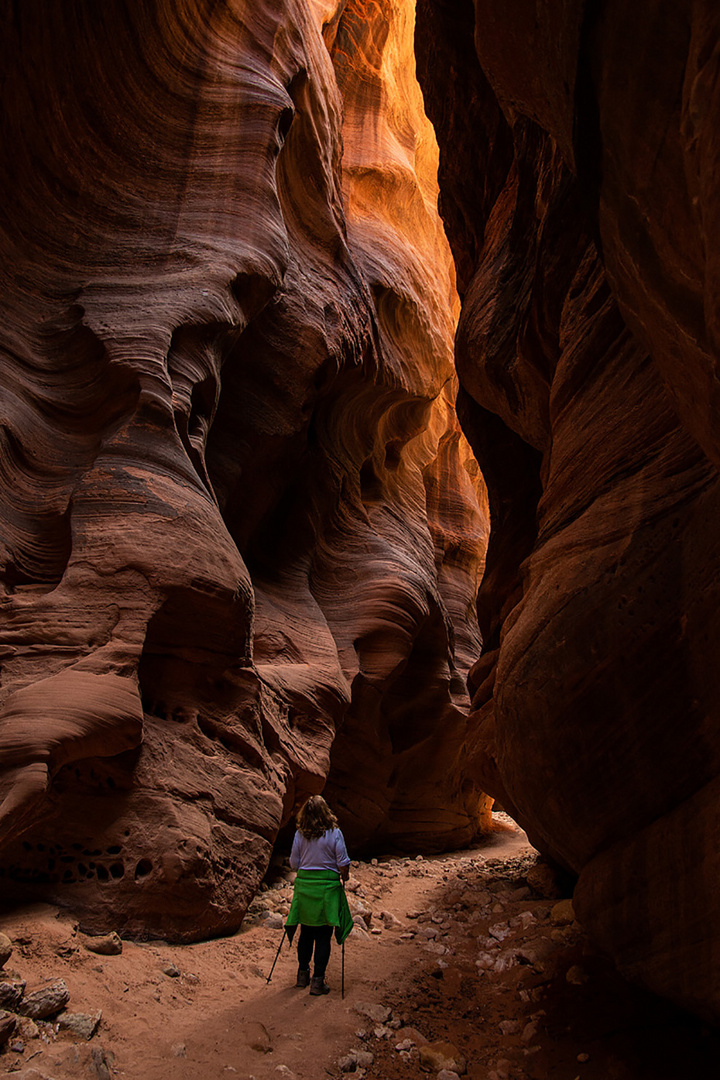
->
[416, 0, 720, 1023]
[0, 0, 489, 940]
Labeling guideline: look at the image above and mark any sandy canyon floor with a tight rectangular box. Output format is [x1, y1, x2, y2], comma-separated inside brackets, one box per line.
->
[0, 816, 718, 1080]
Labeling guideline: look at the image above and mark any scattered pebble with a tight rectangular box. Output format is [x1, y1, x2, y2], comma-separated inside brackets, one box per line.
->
[58, 1009, 102, 1040]
[0, 1011, 17, 1048]
[17, 1017, 39, 1041]
[91, 1046, 114, 1080]
[17, 979, 70, 1020]
[238, 1020, 272, 1054]
[418, 1039, 467, 1075]
[476, 952, 496, 970]
[550, 899, 575, 925]
[525, 861, 564, 899]
[80, 932, 123, 956]
[380, 911, 402, 929]
[0, 934, 13, 969]
[0, 979, 26, 1010]
[510, 886, 531, 901]
[396, 1025, 427, 1047]
[353, 1002, 391, 1024]
[490, 1057, 511, 1080]
[338, 1048, 374, 1071]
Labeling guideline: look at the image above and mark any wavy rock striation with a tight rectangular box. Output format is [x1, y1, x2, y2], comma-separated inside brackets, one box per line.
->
[416, 0, 720, 1023]
[0, 0, 487, 939]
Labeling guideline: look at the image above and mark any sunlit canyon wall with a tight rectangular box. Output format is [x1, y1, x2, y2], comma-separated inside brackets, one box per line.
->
[416, 0, 720, 1023]
[0, 0, 489, 940]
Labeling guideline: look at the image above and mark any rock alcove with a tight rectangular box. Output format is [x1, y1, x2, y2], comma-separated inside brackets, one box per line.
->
[0, 0, 719, 1030]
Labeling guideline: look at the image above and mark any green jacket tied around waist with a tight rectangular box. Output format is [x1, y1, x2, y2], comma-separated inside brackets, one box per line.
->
[285, 869, 354, 945]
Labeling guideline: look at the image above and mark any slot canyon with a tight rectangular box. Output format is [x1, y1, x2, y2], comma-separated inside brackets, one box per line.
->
[0, 0, 719, 1055]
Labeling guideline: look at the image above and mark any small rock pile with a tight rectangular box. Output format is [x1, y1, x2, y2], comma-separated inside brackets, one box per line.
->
[340, 847, 601, 1080]
[244, 855, 296, 930]
[335, 999, 467, 1078]
[0, 929, 104, 1061]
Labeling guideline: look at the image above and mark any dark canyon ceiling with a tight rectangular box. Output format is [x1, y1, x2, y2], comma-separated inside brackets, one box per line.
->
[0, 0, 718, 1027]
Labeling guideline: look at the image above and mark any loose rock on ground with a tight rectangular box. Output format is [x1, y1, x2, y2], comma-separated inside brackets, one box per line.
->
[1, 817, 719, 1080]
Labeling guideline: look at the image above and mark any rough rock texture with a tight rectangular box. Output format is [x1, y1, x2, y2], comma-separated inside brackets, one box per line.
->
[416, 0, 720, 1023]
[17, 979, 71, 1020]
[0, 0, 488, 939]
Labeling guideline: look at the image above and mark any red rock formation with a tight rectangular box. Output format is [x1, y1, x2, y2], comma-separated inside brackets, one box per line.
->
[417, 0, 720, 1023]
[0, 0, 487, 939]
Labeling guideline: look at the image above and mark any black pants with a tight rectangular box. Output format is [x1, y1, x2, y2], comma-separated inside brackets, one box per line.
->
[297, 924, 332, 978]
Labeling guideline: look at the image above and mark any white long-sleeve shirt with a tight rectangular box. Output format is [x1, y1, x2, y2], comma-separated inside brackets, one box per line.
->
[290, 827, 351, 872]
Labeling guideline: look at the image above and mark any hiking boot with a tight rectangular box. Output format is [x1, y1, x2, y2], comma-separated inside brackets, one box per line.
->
[295, 967, 310, 988]
[309, 975, 330, 995]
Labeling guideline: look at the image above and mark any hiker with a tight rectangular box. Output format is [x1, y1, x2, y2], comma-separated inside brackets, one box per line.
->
[285, 795, 353, 995]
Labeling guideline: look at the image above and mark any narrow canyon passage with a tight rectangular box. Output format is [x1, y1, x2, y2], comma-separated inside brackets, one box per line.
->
[0, 0, 719, 1066]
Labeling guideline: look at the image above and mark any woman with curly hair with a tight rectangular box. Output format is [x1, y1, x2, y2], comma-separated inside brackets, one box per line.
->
[285, 795, 353, 995]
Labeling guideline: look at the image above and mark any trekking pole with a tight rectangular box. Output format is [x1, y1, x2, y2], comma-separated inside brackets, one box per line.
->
[266, 928, 288, 985]
[341, 874, 348, 999]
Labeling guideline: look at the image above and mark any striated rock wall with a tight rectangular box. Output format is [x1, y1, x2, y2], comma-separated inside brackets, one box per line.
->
[416, 0, 720, 1023]
[0, 0, 488, 939]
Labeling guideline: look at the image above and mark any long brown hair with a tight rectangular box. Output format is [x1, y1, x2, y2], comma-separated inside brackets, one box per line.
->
[296, 795, 338, 840]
